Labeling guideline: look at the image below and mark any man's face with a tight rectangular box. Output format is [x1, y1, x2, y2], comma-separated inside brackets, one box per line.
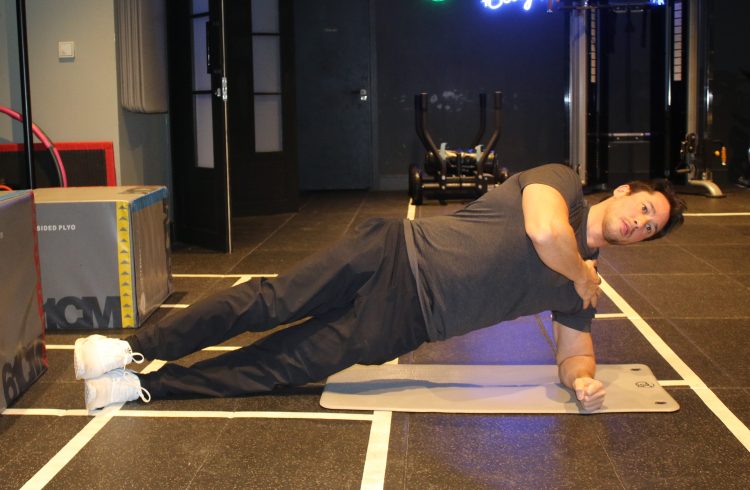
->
[602, 188, 671, 245]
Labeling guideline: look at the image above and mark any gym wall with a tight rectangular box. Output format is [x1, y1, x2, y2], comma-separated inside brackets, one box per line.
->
[0, 0, 171, 192]
[373, 0, 568, 185]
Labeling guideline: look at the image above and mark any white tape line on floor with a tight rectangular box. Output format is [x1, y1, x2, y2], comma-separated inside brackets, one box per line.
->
[3, 408, 373, 421]
[19, 360, 165, 489]
[172, 273, 278, 278]
[45, 344, 241, 352]
[684, 212, 750, 217]
[361, 411, 393, 490]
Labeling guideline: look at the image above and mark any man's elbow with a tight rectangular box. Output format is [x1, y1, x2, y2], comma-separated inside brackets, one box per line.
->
[526, 222, 562, 248]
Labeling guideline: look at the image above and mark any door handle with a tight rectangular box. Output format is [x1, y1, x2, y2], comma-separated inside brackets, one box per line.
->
[214, 77, 228, 101]
[353, 89, 367, 101]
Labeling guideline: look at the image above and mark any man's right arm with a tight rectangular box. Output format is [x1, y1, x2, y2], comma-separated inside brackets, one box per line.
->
[521, 183, 601, 309]
[554, 320, 606, 412]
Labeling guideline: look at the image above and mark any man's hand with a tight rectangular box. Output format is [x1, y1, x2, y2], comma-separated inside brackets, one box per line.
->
[573, 259, 601, 309]
[573, 376, 606, 412]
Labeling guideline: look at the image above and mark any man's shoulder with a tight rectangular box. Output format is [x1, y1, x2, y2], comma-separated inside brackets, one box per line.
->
[520, 163, 577, 179]
[518, 164, 581, 194]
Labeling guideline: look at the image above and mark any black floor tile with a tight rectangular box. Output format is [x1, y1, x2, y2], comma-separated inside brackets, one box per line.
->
[259, 222, 352, 252]
[678, 190, 750, 213]
[229, 249, 319, 274]
[681, 244, 750, 274]
[590, 319, 681, 381]
[592, 388, 750, 489]
[711, 388, 750, 433]
[9, 350, 81, 410]
[387, 413, 621, 490]
[0, 416, 91, 490]
[662, 221, 750, 246]
[598, 244, 717, 275]
[47, 418, 229, 489]
[6, 189, 750, 489]
[658, 318, 750, 387]
[598, 274, 663, 318]
[186, 419, 369, 489]
[617, 273, 750, 318]
[170, 252, 244, 275]
[163, 277, 239, 305]
[729, 273, 750, 289]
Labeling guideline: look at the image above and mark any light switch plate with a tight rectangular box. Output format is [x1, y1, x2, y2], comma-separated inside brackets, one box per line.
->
[58, 41, 75, 59]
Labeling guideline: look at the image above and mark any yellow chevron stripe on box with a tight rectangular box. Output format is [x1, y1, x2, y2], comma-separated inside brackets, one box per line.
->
[116, 201, 135, 328]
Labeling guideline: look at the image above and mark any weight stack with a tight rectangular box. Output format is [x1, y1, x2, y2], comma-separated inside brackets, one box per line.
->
[34, 186, 172, 330]
[0, 190, 47, 410]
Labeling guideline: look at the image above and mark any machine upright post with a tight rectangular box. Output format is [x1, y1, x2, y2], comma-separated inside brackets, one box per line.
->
[477, 91, 502, 168]
[15, 0, 36, 189]
[470, 93, 487, 149]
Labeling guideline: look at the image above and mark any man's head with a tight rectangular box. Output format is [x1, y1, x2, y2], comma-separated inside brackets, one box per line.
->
[599, 179, 687, 245]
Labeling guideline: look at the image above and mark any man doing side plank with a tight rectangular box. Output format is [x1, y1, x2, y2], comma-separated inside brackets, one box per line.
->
[74, 164, 686, 413]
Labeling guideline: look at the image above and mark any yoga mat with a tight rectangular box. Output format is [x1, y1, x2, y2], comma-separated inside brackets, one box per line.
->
[321, 364, 679, 414]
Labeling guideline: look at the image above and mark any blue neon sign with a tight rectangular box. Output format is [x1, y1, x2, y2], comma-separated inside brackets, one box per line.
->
[481, 0, 536, 11]
[481, 0, 667, 12]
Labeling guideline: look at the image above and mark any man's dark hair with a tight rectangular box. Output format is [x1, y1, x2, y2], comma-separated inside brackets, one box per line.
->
[623, 179, 687, 241]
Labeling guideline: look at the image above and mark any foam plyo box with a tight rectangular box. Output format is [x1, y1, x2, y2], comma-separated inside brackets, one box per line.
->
[34, 186, 172, 330]
[0, 190, 47, 410]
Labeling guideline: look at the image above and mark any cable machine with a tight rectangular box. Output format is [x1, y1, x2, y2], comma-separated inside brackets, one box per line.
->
[564, 0, 725, 197]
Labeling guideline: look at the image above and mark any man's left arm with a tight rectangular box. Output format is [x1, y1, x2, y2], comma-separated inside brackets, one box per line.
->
[522, 183, 601, 309]
[553, 320, 606, 412]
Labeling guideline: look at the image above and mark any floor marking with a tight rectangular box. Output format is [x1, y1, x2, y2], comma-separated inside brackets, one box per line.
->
[407, 199, 416, 220]
[161, 274, 270, 305]
[232, 275, 254, 287]
[2, 408, 373, 422]
[594, 313, 628, 319]
[172, 273, 278, 278]
[600, 277, 750, 453]
[684, 212, 750, 217]
[45, 344, 240, 352]
[361, 411, 393, 490]
[3, 408, 90, 416]
[20, 360, 164, 489]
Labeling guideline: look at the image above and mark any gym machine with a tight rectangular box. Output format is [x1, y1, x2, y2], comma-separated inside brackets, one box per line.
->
[409, 91, 508, 205]
[675, 132, 726, 197]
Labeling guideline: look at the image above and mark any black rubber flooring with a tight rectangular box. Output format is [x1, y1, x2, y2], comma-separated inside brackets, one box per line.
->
[2, 185, 750, 489]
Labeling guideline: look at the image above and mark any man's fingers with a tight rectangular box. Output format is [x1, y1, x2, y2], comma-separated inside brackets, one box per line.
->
[573, 378, 606, 411]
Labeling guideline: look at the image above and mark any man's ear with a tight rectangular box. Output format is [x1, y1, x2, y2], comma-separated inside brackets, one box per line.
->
[613, 184, 631, 197]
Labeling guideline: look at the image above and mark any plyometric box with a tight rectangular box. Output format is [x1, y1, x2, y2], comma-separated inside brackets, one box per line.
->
[0, 190, 47, 410]
[34, 186, 172, 330]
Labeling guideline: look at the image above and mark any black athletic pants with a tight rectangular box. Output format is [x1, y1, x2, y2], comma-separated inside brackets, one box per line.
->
[126, 218, 428, 399]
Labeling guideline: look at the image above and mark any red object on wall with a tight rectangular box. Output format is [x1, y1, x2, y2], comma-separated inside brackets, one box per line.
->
[0, 141, 116, 188]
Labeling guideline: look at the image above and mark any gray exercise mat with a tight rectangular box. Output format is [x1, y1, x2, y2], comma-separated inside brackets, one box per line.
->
[321, 364, 679, 414]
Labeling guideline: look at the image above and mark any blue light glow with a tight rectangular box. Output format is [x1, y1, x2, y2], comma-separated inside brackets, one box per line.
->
[482, 0, 536, 11]
[481, 0, 667, 12]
